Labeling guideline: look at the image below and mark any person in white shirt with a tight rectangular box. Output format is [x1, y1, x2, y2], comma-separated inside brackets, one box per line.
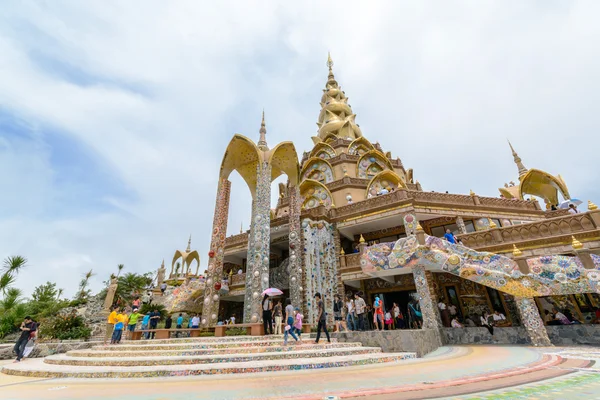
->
[438, 301, 451, 327]
[354, 293, 367, 331]
[493, 310, 510, 327]
[346, 296, 356, 331]
[448, 304, 457, 316]
[568, 204, 578, 214]
[191, 315, 200, 328]
[451, 317, 463, 328]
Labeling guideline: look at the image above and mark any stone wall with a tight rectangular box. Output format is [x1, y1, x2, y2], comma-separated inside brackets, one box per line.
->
[0, 340, 100, 360]
[442, 327, 530, 345]
[546, 325, 600, 345]
[335, 329, 441, 357]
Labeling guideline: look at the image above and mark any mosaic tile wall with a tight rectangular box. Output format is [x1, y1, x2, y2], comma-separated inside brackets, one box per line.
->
[357, 154, 386, 179]
[288, 186, 303, 309]
[515, 297, 552, 346]
[413, 265, 442, 330]
[366, 175, 400, 197]
[201, 178, 231, 326]
[302, 218, 338, 325]
[243, 162, 272, 323]
[302, 184, 333, 209]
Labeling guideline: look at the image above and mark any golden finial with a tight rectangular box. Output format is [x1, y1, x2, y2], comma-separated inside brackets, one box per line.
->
[571, 236, 584, 250]
[416, 223, 424, 232]
[161, 259, 165, 268]
[340, 248, 345, 255]
[512, 244, 523, 257]
[327, 52, 334, 70]
[507, 140, 528, 178]
[186, 235, 192, 252]
[588, 200, 598, 211]
[257, 109, 268, 150]
[469, 190, 475, 196]
[489, 219, 497, 229]
[359, 234, 365, 243]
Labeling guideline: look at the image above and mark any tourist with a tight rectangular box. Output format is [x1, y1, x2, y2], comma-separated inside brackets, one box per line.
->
[165, 315, 173, 330]
[293, 307, 303, 341]
[273, 300, 283, 335]
[132, 296, 141, 309]
[373, 297, 384, 331]
[13, 316, 35, 362]
[176, 313, 183, 329]
[160, 282, 167, 295]
[127, 308, 141, 339]
[283, 299, 299, 345]
[393, 303, 405, 329]
[464, 315, 476, 327]
[22, 320, 39, 360]
[366, 304, 374, 330]
[262, 295, 273, 335]
[568, 204, 579, 214]
[238, 268, 243, 275]
[553, 308, 571, 325]
[384, 309, 393, 330]
[147, 291, 154, 305]
[444, 229, 456, 244]
[111, 311, 125, 344]
[354, 292, 367, 331]
[563, 308, 581, 324]
[448, 303, 458, 318]
[408, 299, 422, 329]
[438, 301, 451, 328]
[191, 314, 200, 329]
[451, 317, 463, 328]
[480, 312, 494, 337]
[333, 294, 344, 332]
[149, 309, 161, 339]
[346, 294, 357, 331]
[492, 310, 510, 327]
[314, 293, 331, 344]
[141, 312, 151, 339]
[104, 305, 118, 345]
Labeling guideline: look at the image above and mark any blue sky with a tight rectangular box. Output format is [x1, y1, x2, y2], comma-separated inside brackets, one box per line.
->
[0, 1, 598, 297]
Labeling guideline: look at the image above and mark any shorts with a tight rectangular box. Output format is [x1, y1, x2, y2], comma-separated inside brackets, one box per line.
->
[127, 324, 136, 332]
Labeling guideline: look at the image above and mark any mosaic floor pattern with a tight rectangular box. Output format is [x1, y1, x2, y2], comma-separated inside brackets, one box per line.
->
[0, 345, 598, 400]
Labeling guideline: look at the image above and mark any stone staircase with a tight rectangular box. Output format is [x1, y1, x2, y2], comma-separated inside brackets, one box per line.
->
[1, 335, 415, 378]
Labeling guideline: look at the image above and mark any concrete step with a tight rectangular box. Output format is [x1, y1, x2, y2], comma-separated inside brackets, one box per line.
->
[2, 352, 416, 378]
[67, 342, 359, 358]
[97, 338, 338, 351]
[45, 346, 382, 366]
[133, 334, 288, 344]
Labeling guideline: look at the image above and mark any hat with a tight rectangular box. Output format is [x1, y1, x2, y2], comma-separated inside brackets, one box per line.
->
[133, 308, 139, 311]
[294, 307, 300, 311]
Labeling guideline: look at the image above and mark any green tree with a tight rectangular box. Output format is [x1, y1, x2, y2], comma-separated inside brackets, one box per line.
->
[0, 256, 28, 338]
[100, 272, 153, 305]
[75, 269, 95, 302]
[28, 281, 68, 320]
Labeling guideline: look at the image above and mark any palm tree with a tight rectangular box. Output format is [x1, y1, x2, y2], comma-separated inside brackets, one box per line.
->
[76, 269, 95, 301]
[116, 264, 124, 278]
[56, 288, 64, 301]
[175, 261, 181, 277]
[1, 256, 27, 294]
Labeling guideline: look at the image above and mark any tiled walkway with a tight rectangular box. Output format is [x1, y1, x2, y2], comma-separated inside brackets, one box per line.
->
[0, 345, 597, 400]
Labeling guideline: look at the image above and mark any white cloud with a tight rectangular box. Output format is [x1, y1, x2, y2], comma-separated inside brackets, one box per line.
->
[0, 1, 598, 296]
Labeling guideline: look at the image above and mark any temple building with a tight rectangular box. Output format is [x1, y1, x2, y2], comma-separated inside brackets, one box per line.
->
[180, 54, 600, 346]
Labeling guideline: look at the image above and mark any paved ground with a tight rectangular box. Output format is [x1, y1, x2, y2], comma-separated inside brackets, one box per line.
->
[1, 345, 598, 399]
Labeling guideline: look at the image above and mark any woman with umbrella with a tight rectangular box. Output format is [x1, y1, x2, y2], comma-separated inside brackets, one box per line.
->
[261, 288, 283, 335]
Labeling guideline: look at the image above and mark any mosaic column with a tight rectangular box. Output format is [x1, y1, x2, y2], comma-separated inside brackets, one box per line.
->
[413, 265, 443, 331]
[456, 216, 467, 234]
[302, 219, 337, 325]
[201, 178, 231, 327]
[333, 227, 345, 301]
[514, 297, 552, 347]
[288, 185, 303, 309]
[243, 162, 272, 323]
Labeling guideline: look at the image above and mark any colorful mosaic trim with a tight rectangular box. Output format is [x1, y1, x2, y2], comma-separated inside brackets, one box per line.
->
[201, 178, 231, 326]
[2, 354, 416, 379]
[514, 297, 551, 347]
[243, 162, 272, 323]
[302, 159, 335, 183]
[68, 343, 360, 358]
[413, 265, 442, 330]
[302, 218, 338, 325]
[361, 234, 600, 298]
[45, 348, 381, 367]
[357, 154, 386, 179]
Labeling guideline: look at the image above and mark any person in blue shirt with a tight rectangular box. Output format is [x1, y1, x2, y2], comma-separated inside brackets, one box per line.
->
[175, 313, 184, 338]
[141, 313, 151, 340]
[444, 229, 456, 244]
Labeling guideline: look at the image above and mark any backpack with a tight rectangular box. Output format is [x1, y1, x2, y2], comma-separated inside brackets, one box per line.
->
[409, 303, 422, 318]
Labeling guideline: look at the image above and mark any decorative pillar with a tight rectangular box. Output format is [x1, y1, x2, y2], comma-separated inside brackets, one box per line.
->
[333, 227, 345, 301]
[243, 162, 272, 323]
[102, 276, 118, 314]
[412, 265, 444, 331]
[201, 178, 231, 327]
[514, 297, 552, 346]
[288, 185, 303, 309]
[456, 216, 467, 234]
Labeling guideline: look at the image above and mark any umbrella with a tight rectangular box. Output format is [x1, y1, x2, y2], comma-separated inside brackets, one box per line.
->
[261, 288, 283, 297]
[558, 199, 582, 209]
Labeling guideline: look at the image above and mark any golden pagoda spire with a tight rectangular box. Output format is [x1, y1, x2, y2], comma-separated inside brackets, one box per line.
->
[161, 259, 165, 268]
[571, 236, 583, 250]
[186, 235, 191, 252]
[508, 140, 528, 178]
[257, 109, 269, 151]
[314, 52, 362, 142]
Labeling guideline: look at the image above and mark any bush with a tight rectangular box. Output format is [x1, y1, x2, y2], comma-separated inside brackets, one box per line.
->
[225, 327, 247, 336]
[41, 314, 92, 341]
[199, 331, 215, 337]
[68, 299, 88, 308]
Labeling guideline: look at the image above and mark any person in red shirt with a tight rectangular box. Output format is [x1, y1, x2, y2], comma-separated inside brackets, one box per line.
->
[373, 297, 384, 331]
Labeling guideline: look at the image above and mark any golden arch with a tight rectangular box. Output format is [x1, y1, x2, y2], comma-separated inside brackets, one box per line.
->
[299, 179, 335, 209]
[220, 134, 261, 197]
[519, 169, 570, 206]
[268, 141, 300, 186]
[172, 250, 201, 276]
[356, 150, 394, 179]
[348, 137, 374, 155]
[300, 157, 336, 184]
[309, 142, 336, 159]
[365, 170, 407, 198]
